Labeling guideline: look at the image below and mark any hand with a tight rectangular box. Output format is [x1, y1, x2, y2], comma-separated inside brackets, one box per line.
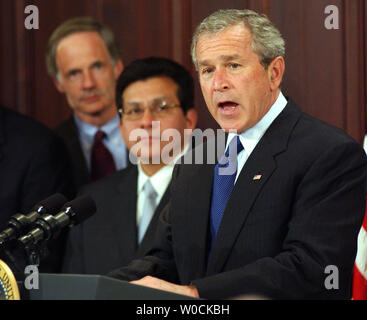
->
[130, 276, 199, 298]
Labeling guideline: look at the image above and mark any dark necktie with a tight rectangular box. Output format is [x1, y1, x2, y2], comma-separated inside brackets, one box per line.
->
[91, 130, 116, 181]
[209, 135, 244, 251]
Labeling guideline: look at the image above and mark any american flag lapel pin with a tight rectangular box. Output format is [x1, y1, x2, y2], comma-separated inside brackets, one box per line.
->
[253, 174, 262, 181]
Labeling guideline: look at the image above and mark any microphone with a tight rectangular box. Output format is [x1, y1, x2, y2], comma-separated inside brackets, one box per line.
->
[17, 195, 96, 248]
[0, 193, 67, 246]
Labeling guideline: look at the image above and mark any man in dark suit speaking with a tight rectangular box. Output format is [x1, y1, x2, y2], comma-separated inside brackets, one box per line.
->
[62, 57, 197, 275]
[107, 9, 367, 299]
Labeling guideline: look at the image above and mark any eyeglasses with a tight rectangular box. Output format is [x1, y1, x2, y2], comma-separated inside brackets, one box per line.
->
[119, 98, 180, 121]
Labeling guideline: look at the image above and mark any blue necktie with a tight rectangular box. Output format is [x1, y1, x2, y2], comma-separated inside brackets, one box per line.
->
[209, 136, 244, 250]
[138, 180, 158, 244]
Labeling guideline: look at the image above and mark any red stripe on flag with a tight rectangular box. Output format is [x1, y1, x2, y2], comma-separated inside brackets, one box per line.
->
[353, 264, 367, 300]
[363, 195, 367, 230]
[363, 209, 367, 231]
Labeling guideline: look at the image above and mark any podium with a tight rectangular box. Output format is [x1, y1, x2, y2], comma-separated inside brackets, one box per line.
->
[18, 273, 198, 300]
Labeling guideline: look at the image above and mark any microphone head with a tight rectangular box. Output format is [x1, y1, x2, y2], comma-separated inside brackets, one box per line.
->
[61, 195, 96, 225]
[34, 193, 68, 215]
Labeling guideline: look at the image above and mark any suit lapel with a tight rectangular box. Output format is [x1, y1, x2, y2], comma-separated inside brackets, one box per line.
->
[68, 118, 91, 184]
[114, 167, 139, 257]
[206, 145, 276, 275]
[184, 139, 219, 279]
[58, 117, 90, 187]
[206, 101, 302, 275]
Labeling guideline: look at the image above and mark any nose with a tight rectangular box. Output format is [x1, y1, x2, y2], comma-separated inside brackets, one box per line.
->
[140, 107, 154, 128]
[213, 69, 230, 92]
[82, 70, 96, 89]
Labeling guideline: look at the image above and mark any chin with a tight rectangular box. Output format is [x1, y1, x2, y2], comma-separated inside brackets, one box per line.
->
[83, 102, 109, 112]
[218, 123, 241, 134]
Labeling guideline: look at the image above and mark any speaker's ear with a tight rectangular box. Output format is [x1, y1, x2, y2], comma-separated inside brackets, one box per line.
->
[267, 56, 285, 90]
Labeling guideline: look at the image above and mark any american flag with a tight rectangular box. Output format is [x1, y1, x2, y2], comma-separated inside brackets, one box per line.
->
[352, 139, 367, 299]
[352, 197, 367, 299]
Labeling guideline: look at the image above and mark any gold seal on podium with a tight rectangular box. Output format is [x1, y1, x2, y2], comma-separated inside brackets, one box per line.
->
[0, 259, 20, 300]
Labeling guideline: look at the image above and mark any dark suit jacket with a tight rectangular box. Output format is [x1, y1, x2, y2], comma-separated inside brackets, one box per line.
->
[0, 106, 74, 272]
[108, 99, 367, 299]
[62, 165, 171, 275]
[55, 116, 91, 190]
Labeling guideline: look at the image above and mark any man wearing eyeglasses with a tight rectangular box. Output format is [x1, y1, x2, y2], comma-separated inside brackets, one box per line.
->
[62, 57, 197, 275]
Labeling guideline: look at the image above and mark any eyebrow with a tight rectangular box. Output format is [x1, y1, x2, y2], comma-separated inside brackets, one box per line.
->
[198, 54, 243, 67]
[125, 96, 169, 105]
[66, 60, 103, 74]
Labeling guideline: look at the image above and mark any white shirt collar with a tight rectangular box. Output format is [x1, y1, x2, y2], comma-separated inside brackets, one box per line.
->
[227, 91, 288, 153]
[137, 164, 173, 200]
[73, 114, 120, 142]
[137, 143, 189, 198]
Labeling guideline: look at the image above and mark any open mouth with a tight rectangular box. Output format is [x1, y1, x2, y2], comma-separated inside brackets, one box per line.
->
[218, 101, 239, 114]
